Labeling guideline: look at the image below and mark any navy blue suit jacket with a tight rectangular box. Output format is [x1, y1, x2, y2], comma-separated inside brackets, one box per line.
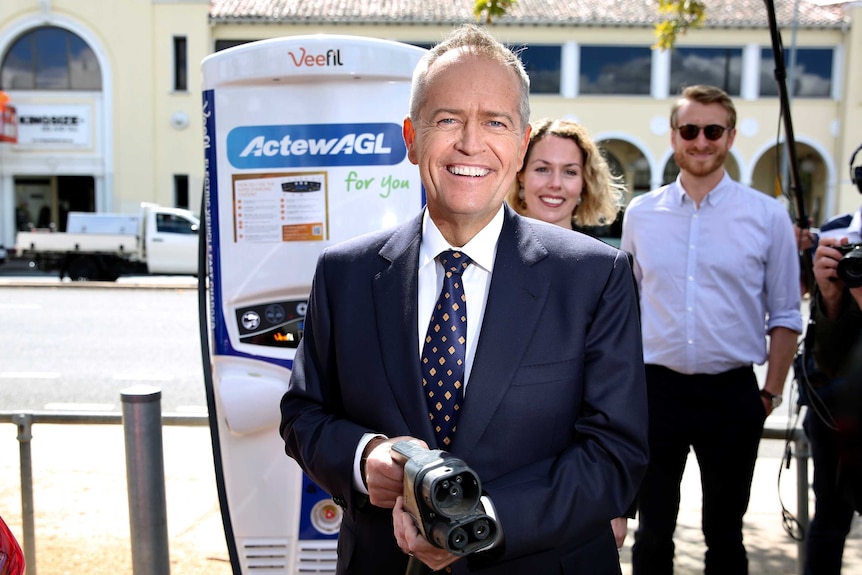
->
[280, 205, 648, 574]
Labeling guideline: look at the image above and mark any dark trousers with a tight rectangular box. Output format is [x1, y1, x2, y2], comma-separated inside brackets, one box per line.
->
[803, 405, 855, 575]
[632, 365, 765, 575]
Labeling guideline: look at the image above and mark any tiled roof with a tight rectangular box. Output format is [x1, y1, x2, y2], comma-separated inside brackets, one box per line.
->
[209, 0, 849, 29]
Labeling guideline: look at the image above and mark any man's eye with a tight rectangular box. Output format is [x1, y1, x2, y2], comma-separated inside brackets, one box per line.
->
[488, 120, 506, 128]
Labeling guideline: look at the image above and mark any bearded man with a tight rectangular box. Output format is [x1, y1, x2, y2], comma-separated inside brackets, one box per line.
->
[620, 84, 803, 575]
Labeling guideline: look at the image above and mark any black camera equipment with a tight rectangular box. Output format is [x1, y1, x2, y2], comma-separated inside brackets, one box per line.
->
[392, 441, 498, 557]
[836, 243, 862, 289]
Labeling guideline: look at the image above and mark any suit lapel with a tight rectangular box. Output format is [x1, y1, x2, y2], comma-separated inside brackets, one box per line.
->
[454, 208, 551, 458]
[372, 213, 436, 440]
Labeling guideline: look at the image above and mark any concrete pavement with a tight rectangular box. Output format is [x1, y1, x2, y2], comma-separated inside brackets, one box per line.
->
[0, 257, 198, 288]
[1, 417, 860, 575]
[0, 423, 230, 575]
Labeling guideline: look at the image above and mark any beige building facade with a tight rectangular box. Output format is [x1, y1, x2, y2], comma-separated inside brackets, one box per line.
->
[1, 0, 860, 250]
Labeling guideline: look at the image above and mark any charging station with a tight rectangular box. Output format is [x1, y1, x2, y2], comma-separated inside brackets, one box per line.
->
[200, 36, 426, 574]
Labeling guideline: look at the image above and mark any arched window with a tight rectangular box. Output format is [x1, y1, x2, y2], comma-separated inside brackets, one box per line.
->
[1, 26, 101, 90]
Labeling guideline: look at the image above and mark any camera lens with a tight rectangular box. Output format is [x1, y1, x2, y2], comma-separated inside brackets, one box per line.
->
[837, 245, 862, 289]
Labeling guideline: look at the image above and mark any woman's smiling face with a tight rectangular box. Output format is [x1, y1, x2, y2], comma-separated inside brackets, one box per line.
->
[519, 135, 584, 229]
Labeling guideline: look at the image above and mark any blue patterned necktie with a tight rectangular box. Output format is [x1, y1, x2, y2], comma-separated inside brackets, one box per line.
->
[422, 250, 472, 448]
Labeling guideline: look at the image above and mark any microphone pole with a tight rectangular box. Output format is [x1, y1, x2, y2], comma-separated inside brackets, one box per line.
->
[764, 0, 814, 290]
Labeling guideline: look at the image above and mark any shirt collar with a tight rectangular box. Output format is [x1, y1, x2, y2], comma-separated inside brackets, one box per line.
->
[847, 206, 862, 242]
[420, 205, 504, 273]
[674, 171, 733, 208]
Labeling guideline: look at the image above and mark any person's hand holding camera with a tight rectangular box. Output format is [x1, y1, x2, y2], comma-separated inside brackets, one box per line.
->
[814, 237, 862, 319]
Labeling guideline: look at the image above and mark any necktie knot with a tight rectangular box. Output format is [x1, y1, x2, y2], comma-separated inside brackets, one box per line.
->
[439, 250, 471, 276]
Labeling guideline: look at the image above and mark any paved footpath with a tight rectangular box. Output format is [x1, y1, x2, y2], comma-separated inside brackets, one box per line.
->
[1, 418, 860, 575]
[0, 269, 859, 573]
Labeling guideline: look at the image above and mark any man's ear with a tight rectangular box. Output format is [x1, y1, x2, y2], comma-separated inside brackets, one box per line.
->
[726, 127, 737, 149]
[517, 124, 532, 171]
[403, 117, 418, 165]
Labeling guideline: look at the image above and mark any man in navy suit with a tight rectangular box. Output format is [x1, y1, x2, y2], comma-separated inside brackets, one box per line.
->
[280, 24, 648, 574]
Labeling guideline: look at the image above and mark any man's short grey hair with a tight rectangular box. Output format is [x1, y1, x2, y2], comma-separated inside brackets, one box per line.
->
[409, 24, 531, 132]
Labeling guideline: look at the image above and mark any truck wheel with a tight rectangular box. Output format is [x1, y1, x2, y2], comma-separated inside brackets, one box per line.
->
[93, 257, 121, 281]
[66, 256, 99, 281]
[99, 267, 121, 282]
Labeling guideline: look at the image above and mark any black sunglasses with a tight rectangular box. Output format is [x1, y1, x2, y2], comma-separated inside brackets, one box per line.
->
[675, 124, 729, 141]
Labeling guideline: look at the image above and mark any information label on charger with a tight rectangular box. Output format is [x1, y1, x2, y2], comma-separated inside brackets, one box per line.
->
[232, 172, 329, 243]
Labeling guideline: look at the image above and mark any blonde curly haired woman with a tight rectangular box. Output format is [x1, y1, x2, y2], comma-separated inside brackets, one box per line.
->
[508, 117, 625, 235]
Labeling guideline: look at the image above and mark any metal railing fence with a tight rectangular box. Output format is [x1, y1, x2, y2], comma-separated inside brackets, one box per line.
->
[0, 391, 208, 575]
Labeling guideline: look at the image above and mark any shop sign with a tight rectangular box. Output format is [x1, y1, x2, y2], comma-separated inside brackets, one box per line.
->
[14, 104, 91, 147]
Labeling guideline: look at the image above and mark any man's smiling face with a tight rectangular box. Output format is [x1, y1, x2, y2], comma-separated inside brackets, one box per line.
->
[403, 49, 530, 244]
[672, 99, 735, 181]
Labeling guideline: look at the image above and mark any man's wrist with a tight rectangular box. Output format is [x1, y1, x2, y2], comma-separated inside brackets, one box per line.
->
[354, 434, 387, 494]
[360, 436, 386, 488]
[760, 388, 783, 411]
[816, 287, 847, 320]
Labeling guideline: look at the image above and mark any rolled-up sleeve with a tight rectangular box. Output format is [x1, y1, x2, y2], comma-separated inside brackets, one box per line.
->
[765, 209, 803, 334]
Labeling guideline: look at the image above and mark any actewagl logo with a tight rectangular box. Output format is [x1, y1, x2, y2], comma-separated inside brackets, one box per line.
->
[226, 123, 406, 169]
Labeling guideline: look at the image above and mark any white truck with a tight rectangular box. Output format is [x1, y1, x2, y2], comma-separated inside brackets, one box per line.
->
[14, 203, 199, 281]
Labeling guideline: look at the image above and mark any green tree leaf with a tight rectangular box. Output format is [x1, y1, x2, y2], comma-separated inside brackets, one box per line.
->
[472, 0, 705, 49]
[654, 0, 707, 50]
[473, 0, 517, 24]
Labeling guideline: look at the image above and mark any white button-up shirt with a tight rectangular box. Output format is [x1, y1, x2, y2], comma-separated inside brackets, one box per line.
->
[621, 172, 803, 375]
[418, 206, 501, 392]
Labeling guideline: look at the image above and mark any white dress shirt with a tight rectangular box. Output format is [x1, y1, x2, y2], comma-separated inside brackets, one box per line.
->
[819, 206, 862, 243]
[621, 172, 803, 375]
[417, 206, 502, 391]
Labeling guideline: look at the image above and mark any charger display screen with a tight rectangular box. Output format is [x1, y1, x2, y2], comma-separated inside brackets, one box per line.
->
[235, 300, 307, 348]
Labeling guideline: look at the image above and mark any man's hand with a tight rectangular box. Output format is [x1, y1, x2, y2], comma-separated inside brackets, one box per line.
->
[813, 237, 849, 319]
[362, 436, 427, 509]
[793, 220, 816, 296]
[611, 517, 628, 549]
[393, 496, 459, 571]
[794, 221, 815, 252]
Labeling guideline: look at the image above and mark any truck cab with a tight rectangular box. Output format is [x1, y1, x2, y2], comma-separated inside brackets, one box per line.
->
[141, 204, 199, 275]
[14, 202, 200, 281]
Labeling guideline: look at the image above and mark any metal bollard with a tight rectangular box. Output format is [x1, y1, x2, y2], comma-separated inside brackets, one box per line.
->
[121, 385, 171, 575]
[12, 413, 36, 575]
